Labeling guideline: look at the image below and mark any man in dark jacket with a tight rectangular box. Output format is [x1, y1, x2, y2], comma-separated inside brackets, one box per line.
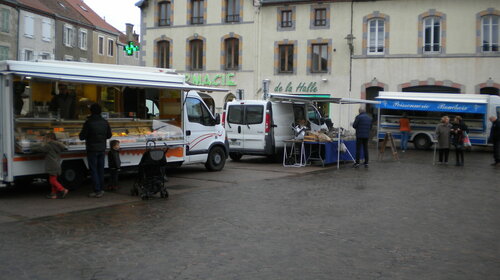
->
[79, 103, 112, 197]
[488, 116, 500, 166]
[352, 107, 373, 168]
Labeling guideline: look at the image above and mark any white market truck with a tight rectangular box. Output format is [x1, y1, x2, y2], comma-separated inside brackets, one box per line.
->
[376, 92, 500, 149]
[0, 60, 228, 188]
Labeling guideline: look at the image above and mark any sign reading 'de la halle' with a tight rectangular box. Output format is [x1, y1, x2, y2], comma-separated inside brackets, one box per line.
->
[274, 82, 318, 93]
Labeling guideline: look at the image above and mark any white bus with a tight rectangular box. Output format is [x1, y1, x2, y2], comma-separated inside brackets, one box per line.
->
[376, 92, 500, 149]
[0, 60, 228, 188]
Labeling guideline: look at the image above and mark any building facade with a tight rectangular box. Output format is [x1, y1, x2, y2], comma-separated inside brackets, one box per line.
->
[16, 1, 55, 61]
[41, 0, 93, 62]
[121, 0, 500, 125]
[137, 0, 258, 112]
[0, 0, 18, 60]
[64, 0, 119, 64]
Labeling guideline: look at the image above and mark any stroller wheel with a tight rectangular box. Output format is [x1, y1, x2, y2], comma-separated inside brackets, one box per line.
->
[160, 190, 169, 199]
[130, 188, 138, 196]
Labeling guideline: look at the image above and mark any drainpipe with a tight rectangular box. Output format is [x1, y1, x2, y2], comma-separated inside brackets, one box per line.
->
[16, 5, 20, 60]
[347, 0, 354, 122]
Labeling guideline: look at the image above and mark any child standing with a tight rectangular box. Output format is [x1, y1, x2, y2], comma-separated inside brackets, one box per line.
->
[107, 140, 121, 191]
[32, 132, 69, 199]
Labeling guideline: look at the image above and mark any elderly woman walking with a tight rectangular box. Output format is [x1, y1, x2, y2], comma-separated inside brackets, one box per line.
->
[435, 116, 452, 164]
[450, 115, 469, 166]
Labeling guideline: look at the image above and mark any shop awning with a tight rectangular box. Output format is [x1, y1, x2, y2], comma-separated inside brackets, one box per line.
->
[269, 93, 380, 170]
[269, 93, 380, 105]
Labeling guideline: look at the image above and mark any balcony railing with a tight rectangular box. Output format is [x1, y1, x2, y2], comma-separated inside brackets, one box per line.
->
[158, 19, 171, 26]
[314, 19, 326, 26]
[281, 21, 292, 28]
[226, 14, 240, 23]
[191, 16, 203, 24]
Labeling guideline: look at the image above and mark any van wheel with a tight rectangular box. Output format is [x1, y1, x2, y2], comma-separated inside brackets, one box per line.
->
[413, 134, 432, 150]
[60, 161, 86, 190]
[229, 152, 243, 161]
[205, 146, 226, 171]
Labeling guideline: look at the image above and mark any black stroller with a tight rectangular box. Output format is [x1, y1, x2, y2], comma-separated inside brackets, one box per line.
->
[131, 141, 169, 200]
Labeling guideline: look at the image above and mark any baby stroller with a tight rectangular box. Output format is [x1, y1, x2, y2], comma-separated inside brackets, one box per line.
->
[131, 140, 169, 200]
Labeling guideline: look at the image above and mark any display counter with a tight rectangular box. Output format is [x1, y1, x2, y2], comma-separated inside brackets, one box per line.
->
[381, 115, 484, 132]
[14, 118, 183, 154]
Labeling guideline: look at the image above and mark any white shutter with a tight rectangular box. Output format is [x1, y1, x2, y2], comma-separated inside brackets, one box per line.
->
[24, 15, 34, 37]
[42, 19, 51, 41]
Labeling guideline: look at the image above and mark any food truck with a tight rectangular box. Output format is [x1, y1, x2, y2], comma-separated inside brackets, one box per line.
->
[376, 92, 500, 149]
[0, 60, 228, 188]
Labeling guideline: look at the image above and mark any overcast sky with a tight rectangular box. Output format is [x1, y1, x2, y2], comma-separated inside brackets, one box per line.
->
[83, 0, 141, 34]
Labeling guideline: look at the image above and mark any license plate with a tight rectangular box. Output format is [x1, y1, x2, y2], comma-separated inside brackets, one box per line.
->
[230, 140, 241, 147]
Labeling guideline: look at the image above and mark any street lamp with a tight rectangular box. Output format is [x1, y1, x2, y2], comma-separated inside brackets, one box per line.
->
[345, 34, 355, 54]
[262, 79, 270, 100]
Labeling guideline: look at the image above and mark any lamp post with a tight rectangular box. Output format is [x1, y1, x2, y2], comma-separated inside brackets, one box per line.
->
[345, 33, 355, 123]
[262, 79, 270, 100]
[345, 34, 355, 54]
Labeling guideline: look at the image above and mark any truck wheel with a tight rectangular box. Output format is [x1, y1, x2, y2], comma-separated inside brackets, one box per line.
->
[60, 161, 86, 190]
[229, 152, 243, 161]
[205, 146, 226, 171]
[413, 134, 432, 150]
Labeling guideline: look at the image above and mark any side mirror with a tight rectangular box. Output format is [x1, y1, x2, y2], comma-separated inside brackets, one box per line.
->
[215, 113, 221, 125]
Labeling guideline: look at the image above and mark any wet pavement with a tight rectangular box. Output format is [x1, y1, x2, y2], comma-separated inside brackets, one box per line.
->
[0, 148, 499, 280]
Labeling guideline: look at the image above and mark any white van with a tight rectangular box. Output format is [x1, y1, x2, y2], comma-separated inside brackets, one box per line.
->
[223, 98, 324, 160]
[0, 60, 228, 188]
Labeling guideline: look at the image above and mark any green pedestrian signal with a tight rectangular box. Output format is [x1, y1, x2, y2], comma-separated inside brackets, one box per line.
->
[124, 41, 139, 56]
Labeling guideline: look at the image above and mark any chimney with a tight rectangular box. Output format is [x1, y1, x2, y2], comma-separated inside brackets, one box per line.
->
[126, 23, 134, 41]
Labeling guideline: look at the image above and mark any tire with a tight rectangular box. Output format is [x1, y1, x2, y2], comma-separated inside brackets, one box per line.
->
[59, 161, 86, 190]
[413, 134, 432, 150]
[229, 152, 243, 161]
[205, 146, 226, 171]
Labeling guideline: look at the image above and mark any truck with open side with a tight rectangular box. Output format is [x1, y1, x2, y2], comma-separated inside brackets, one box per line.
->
[376, 92, 500, 149]
[0, 60, 228, 188]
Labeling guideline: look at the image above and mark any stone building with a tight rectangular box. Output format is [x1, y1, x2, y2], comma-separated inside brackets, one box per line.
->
[0, 0, 18, 60]
[137, 0, 500, 123]
[16, 0, 55, 61]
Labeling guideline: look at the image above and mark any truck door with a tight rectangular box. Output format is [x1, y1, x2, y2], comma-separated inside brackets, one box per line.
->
[0, 76, 4, 182]
[241, 104, 266, 151]
[184, 96, 217, 162]
[307, 104, 323, 126]
[226, 104, 244, 151]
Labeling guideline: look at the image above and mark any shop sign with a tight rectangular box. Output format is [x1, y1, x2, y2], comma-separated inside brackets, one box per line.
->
[184, 73, 236, 86]
[274, 82, 318, 93]
[378, 100, 487, 113]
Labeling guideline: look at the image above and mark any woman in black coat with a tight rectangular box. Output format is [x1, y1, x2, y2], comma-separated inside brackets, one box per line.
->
[450, 116, 469, 166]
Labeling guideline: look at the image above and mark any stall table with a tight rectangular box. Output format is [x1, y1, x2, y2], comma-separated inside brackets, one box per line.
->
[305, 140, 360, 167]
[283, 139, 307, 167]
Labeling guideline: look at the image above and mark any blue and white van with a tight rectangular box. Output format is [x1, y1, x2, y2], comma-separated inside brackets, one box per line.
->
[376, 92, 500, 149]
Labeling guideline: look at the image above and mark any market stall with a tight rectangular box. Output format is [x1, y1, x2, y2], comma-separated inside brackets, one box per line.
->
[269, 93, 380, 169]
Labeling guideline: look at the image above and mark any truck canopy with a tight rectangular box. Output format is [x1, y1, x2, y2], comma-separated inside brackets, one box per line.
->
[0, 60, 225, 92]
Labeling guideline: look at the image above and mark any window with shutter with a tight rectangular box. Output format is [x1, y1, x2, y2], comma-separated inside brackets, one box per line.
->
[24, 15, 34, 38]
[42, 19, 51, 42]
[0, 46, 8, 60]
[1, 9, 9, 33]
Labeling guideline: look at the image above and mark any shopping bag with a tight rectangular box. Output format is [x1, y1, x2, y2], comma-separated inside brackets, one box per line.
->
[463, 132, 471, 148]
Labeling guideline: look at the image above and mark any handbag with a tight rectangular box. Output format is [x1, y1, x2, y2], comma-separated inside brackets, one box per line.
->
[463, 131, 471, 147]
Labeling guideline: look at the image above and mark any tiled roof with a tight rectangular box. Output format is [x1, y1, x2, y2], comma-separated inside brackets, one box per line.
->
[260, 0, 353, 4]
[64, 0, 119, 35]
[40, 0, 92, 27]
[16, 0, 54, 15]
